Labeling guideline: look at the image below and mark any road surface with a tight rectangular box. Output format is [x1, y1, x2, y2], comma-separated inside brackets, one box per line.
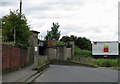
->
[35, 65, 118, 82]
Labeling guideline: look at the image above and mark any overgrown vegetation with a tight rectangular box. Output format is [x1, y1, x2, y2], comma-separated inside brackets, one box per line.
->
[60, 35, 91, 50]
[68, 45, 119, 68]
[1, 42, 15, 45]
[1, 10, 32, 48]
[93, 59, 118, 67]
[56, 41, 68, 46]
[73, 45, 92, 57]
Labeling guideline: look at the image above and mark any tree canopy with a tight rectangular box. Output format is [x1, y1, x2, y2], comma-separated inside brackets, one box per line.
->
[60, 35, 77, 42]
[2, 10, 32, 48]
[75, 37, 91, 50]
[60, 35, 91, 50]
[45, 23, 61, 41]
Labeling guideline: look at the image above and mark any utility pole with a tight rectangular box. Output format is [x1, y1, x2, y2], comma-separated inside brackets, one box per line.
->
[14, 27, 16, 44]
[20, 0, 22, 14]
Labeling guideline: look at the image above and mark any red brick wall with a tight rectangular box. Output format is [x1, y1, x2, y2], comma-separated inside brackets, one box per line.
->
[19, 49, 28, 67]
[47, 40, 56, 47]
[2, 45, 28, 73]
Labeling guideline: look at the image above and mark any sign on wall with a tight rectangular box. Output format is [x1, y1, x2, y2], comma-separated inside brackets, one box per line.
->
[35, 47, 38, 51]
[92, 41, 118, 55]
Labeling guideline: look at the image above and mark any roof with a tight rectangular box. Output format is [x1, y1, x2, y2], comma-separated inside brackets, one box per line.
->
[92, 41, 118, 43]
[31, 30, 40, 34]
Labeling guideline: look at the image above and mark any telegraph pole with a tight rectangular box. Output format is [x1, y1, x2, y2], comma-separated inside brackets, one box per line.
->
[14, 27, 16, 44]
[13, 0, 22, 45]
[20, 0, 22, 14]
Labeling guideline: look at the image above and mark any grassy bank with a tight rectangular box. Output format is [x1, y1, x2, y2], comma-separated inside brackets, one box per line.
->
[69, 45, 119, 68]
[92, 59, 118, 67]
[73, 45, 92, 57]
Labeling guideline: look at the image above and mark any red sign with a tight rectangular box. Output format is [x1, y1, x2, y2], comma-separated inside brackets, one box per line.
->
[104, 45, 109, 52]
[94, 42, 97, 45]
[104, 48, 108, 52]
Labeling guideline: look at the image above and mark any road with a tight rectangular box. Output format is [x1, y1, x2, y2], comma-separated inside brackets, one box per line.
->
[35, 65, 118, 82]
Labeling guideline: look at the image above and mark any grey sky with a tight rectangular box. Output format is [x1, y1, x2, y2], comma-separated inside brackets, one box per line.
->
[1, 0, 118, 41]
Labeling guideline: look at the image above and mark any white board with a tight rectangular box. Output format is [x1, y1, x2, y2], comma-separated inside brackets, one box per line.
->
[35, 47, 38, 51]
[92, 41, 119, 55]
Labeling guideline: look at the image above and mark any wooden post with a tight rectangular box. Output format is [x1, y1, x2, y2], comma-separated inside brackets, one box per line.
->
[14, 27, 16, 44]
[20, 0, 22, 14]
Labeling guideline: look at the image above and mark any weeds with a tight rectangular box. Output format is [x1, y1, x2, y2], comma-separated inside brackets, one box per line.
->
[73, 46, 92, 57]
[70, 45, 119, 68]
[38, 57, 50, 68]
[93, 59, 118, 67]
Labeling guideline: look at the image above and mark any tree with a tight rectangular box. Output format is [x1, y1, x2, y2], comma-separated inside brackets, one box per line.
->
[45, 22, 61, 41]
[60, 35, 70, 42]
[76, 37, 91, 50]
[45, 31, 52, 41]
[60, 35, 77, 42]
[70, 35, 77, 42]
[60, 35, 92, 50]
[2, 10, 32, 48]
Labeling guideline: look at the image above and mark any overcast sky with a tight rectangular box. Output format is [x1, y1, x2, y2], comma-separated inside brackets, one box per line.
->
[0, 0, 119, 41]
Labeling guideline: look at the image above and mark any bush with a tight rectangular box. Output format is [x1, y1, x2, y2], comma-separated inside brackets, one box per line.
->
[1, 42, 15, 46]
[67, 46, 97, 67]
[56, 41, 68, 46]
[93, 59, 118, 67]
[2, 10, 32, 48]
[73, 45, 92, 57]
[68, 45, 119, 68]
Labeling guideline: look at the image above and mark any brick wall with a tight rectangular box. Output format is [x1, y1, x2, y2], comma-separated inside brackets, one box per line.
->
[47, 40, 56, 47]
[2, 45, 28, 74]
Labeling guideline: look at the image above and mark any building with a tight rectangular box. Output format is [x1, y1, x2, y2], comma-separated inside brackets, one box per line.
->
[27, 30, 40, 64]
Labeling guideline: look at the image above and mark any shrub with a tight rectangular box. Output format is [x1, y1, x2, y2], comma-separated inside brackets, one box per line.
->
[2, 10, 32, 48]
[73, 45, 92, 57]
[56, 41, 68, 46]
[1, 42, 15, 46]
[68, 45, 119, 68]
[93, 59, 118, 67]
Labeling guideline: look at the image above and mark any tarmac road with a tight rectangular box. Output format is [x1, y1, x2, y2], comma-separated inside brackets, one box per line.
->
[35, 65, 118, 82]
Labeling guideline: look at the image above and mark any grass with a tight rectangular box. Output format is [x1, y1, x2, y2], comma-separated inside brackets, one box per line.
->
[69, 45, 120, 68]
[67, 57, 98, 68]
[92, 59, 118, 67]
[73, 45, 92, 57]
[67, 45, 97, 67]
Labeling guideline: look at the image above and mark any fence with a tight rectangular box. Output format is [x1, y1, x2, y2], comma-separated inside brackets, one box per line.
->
[2, 44, 29, 74]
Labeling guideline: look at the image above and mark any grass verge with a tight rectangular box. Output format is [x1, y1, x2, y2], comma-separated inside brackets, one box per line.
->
[68, 45, 119, 69]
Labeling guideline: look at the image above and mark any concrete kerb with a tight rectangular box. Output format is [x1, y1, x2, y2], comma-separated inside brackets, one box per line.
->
[24, 71, 38, 82]
[24, 63, 50, 82]
[31, 67, 50, 82]
[25, 61, 96, 82]
[50, 61, 97, 68]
